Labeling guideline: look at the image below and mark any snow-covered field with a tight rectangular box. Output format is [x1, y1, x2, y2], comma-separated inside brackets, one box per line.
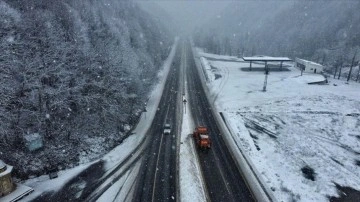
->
[197, 49, 360, 201]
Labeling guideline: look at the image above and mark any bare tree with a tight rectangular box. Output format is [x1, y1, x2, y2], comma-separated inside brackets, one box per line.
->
[347, 49, 358, 82]
[337, 56, 343, 80]
[333, 63, 338, 79]
[356, 61, 360, 82]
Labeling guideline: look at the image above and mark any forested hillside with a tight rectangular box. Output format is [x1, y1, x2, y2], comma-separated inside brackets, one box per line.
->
[0, 0, 172, 178]
[137, 1, 177, 36]
[194, 1, 360, 73]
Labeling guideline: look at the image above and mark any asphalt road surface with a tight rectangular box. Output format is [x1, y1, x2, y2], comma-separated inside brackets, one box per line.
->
[185, 41, 255, 202]
[132, 43, 183, 202]
[30, 40, 255, 202]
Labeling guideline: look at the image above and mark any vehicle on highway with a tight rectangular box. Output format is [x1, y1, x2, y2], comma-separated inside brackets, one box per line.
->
[163, 123, 171, 135]
[193, 126, 211, 150]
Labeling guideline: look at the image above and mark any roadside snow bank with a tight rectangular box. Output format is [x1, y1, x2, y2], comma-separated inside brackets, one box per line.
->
[103, 37, 179, 170]
[179, 80, 207, 202]
[21, 162, 94, 201]
[196, 48, 244, 62]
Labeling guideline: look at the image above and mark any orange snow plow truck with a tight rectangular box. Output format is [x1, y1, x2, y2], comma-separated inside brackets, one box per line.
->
[193, 126, 211, 150]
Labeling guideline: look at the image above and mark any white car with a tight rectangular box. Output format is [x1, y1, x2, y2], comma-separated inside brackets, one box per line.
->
[163, 124, 171, 135]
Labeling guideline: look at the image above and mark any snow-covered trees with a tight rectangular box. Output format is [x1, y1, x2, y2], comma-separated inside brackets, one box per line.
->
[194, 1, 360, 76]
[0, 0, 172, 177]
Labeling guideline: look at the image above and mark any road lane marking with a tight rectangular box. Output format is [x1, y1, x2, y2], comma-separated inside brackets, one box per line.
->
[152, 131, 164, 202]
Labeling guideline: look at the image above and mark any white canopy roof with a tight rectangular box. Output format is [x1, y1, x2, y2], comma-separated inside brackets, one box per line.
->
[242, 56, 292, 61]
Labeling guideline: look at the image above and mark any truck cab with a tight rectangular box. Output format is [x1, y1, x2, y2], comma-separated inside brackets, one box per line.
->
[193, 126, 211, 150]
[199, 134, 211, 149]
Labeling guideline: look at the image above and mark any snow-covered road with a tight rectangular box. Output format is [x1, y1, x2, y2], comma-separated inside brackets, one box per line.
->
[179, 42, 207, 201]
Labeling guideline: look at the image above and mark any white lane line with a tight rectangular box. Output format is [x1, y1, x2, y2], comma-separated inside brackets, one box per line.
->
[152, 97, 171, 201]
[210, 147, 232, 195]
[152, 132, 164, 202]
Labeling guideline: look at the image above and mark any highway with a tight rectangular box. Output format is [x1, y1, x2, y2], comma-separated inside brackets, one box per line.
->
[185, 41, 255, 202]
[132, 42, 183, 202]
[30, 40, 255, 202]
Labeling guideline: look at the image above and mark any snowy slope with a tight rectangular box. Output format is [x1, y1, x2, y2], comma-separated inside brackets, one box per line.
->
[0, 0, 174, 178]
[20, 39, 179, 201]
[197, 49, 360, 201]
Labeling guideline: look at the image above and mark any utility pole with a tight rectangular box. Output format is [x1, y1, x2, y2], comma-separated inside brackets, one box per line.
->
[263, 62, 269, 92]
[347, 49, 358, 82]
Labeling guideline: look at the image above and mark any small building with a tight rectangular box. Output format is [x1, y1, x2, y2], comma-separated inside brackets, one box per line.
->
[0, 160, 15, 196]
[24, 133, 43, 152]
[295, 58, 324, 73]
[0, 160, 34, 201]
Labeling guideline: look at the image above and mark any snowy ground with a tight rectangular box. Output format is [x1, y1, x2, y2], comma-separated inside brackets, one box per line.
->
[20, 162, 95, 201]
[19, 39, 179, 201]
[179, 78, 207, 202]
[96, 161, 141, 202]
[197, 49, 360, 202]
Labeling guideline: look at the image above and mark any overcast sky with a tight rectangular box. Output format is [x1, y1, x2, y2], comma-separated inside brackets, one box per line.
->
[140, 1, 232, 34]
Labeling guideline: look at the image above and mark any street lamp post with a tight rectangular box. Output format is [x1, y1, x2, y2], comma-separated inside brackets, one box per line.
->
[263, 62, 269, 92]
